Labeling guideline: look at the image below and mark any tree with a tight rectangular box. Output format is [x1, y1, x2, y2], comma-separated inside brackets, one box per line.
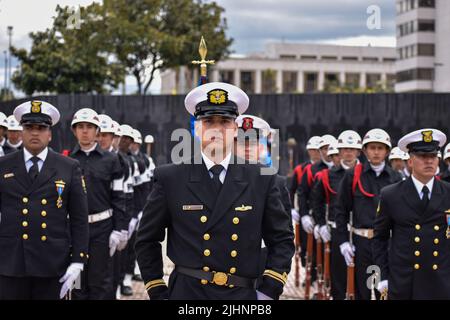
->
[12, 5, 124, 96]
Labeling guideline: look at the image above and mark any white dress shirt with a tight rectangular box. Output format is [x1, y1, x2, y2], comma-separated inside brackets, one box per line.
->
[411, 175, 434, 200]
[24, 147, 48, 173]
[201, 151, 232, 184]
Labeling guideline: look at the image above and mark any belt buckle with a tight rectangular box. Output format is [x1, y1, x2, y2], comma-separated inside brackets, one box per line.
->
[212, 271, 228, 286]
[367, 229, 374, 239]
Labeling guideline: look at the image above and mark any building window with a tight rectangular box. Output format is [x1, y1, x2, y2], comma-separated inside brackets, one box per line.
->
[366, 73, 381, 88]
[363, 57, 379, 62]
[345, 73, 360, 88]
[304, 72, 318, 93]
[396, 68, 434, 83]
[418, 20, 435, 32]
[300, 55, 317, 60]
[280, 55, 297, 59]
[342, 56, 359, 61]
[240, 71, 255, 93]
[261, 69, 277, 94]
[282, 71, 298, 93]
[219, 70, 235, 84]
[386, 74, 396, 90]
[418, 0, 435, 8]
[418, 43, 435, 56]
[321, 56, 338, 61]
[324, 73, 340, 90]
[383, 58, 396, 62]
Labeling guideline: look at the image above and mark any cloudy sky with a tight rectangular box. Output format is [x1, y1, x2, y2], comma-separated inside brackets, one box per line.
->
[0, 0, 396, 95]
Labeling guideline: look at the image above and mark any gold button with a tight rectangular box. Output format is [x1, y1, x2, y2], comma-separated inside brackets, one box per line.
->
[86, 254, 89, 259]
[230, 250, 237, 258]
[434, 238, 439, 244]
[200, 216, 207, 223]
[201, 279, 208, 285]
[229, 285, 234, 288]
[414, 251, 420, 257]
[23, 197, 28, 203]
[41, 199, 47, 205]
[414, 237, 420, 243]
[415, 224, 421, 230]
[203, 266, 210, 272]
[41, 211, 47, 217]
[203, 233, 210, 241]
[80, 253, 84, 258]
[22, 221, 28, 227]
[229, 267, 236, 274]
[432, 264, 438, 270]
[41, 236, 47, 242]
[233, 217, 239, 225]
[22, 209, 28, 215]
[414, 264, 420, 270]
[41, 223, 47, 229]
[231, 234, 238, 241]
[204, 249, 211, 257]
[22, 234, 28, 240]
[433, 251, 438, 257]
[434, 225, 439, 231]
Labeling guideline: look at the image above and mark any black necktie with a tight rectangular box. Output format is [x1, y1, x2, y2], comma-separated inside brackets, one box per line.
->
[28, 156, 40, 182]
[421, 186, 430, 211]
[210, 164, 224, 194]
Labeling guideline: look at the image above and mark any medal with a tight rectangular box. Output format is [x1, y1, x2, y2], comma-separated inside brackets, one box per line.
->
[55, 180, 66, 208]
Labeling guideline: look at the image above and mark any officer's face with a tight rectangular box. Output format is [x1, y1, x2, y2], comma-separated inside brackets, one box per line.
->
[0, 127, 6, 140]
[409, 153, 439, 180]
[320, 145, 331, 162]
[130, 143, 140, 152]
[364, 143, 389, 165]
[235, 137, 264, 162]
[196, 116, 237, 159]
[73, 122, 98, 147]
[98, 132, 114, 150]
[307, 149, 321, 163]
[22, 124, 51, 154]
[339, 148, 360, 163]
[7, 130, 22, 144]
[112, 135, 120, 150]
[330, 154, 341, 166]
[119, 136, 133, 152]
[390, 159, 405, 171]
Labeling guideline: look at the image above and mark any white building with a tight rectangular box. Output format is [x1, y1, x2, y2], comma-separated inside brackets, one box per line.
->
[161, 43, 396, 94]
[395, 0, 450, 92]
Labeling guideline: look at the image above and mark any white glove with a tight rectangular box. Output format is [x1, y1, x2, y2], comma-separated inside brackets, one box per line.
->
[301, 215, 315, 233]
[313, 225, 320, 240]
[256, 290, 273, 300]
[377, 280, 388, 293]
[339, 242, 355, 266]
[128, 217, 139, 238]
[319, 225, 331, 242]
[59, 263, 83, 299]
[117, 230, 129, 251]
[291, 209, 300, 223]
[109, 230, 122, 257]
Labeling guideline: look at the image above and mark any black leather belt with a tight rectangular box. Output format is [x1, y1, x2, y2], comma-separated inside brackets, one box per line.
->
[175, 266, 257, 289]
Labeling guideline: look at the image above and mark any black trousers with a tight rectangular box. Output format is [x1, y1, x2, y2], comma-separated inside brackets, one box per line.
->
[72, 218, 113, 300]
[121, 231, 137, 278]
[0, 275, 61, 300]
[353, 234, 380, 301]
[330, 228, 347, 300]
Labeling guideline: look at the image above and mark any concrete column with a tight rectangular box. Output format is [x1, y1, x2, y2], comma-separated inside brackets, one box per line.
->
[276, 69, 283, 93]
[255, 70, 262, 94]
[234, 69, 241, 87]
[360, 73, 366, 89]
[297, 71, 304, 93]
[318, 71, 325, 91]
[211, 69, 220, 82]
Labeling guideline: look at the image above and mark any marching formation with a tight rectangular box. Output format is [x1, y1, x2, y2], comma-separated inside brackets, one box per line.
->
[0, 80, 449, 300]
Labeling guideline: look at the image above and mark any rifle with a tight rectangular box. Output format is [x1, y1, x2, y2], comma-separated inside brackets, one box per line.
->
[316, 237, 324, 300]
[304, 231, 314, 300]
[323, 205, 331, 300]
[294, 223, 301, 287]
[345, 211, 355, 300]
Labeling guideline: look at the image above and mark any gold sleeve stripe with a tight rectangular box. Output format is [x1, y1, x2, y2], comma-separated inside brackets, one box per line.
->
[145, 279, 166, 290]
[263, 270, 287, 285]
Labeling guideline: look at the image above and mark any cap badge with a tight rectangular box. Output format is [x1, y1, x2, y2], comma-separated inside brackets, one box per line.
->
[421, 130, 433, 143]
[242, 117, 254, 131]
[208, 89, 228, 105]
[31, 101, 42, 114]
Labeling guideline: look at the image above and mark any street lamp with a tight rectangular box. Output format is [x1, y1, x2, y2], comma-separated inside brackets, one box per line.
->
[7, 26, 13, 92]
[3, 51, 7, 91]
